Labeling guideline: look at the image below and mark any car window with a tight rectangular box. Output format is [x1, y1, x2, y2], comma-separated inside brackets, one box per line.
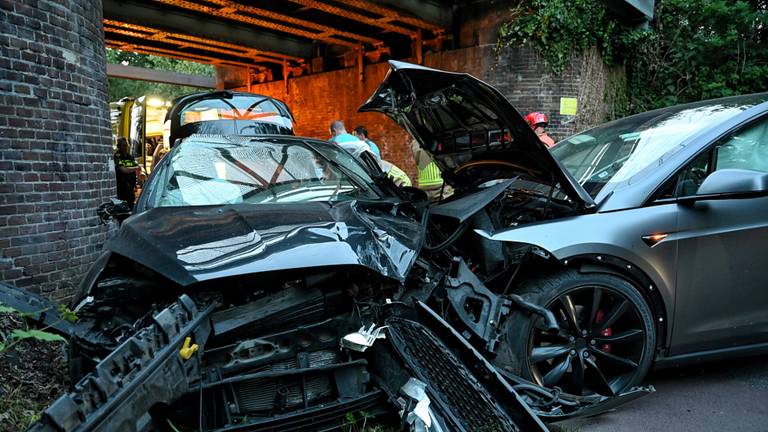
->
[714, 117, 768, 172]
[655, 115, 768, 199]
[553, 94, 768, 200]
[144, 139, 380, 208]
[179, 96, 293, 131]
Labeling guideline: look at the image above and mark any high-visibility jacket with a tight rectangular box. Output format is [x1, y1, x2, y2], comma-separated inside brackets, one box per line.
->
[418, 161, 443, 188]
[387, 163, 412, 187]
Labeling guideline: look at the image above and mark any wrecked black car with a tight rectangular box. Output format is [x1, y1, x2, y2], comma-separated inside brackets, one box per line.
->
[12, 62, 657, 432]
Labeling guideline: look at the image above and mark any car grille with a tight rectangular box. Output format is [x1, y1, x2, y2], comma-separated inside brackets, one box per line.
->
[387, 318, 519, 432]
[233, 375, 334, 413]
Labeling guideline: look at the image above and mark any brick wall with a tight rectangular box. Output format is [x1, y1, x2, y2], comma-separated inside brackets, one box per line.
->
[246, 62, 420, 181]
[247, 44, 610, 183]
[0, 0, 113, 301]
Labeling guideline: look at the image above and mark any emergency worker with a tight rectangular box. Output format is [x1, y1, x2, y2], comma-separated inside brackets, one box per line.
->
[525, 112, 556, 148]
[381, 160, 411, 187]
[352, 125, 382, 158]
[411, 140, 449, 203]
[114, 137, 141, 208]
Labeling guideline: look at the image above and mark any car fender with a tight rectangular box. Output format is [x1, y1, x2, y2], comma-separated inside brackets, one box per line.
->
[474, 205, 679, 349]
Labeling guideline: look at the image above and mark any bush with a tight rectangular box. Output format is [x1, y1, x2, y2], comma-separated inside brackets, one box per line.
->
[498, 0, 768, 117]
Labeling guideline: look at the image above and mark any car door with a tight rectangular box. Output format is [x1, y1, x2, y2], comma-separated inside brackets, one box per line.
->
[670, 115, 768, 355]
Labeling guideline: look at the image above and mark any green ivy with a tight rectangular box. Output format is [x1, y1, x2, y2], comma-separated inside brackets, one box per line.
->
[498, 0, 768, 117]
[498, 0, 621, 73]
[621, 0, 768, 113]
[0, 303, 68, 353]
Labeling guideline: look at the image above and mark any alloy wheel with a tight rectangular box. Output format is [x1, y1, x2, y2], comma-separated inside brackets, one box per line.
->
[526, 285, 648, 396]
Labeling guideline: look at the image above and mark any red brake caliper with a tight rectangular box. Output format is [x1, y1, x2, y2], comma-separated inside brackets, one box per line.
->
[594, 310, 612, 353]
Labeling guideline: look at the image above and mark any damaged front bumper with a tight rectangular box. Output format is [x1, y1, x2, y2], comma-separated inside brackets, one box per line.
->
[14, 288, 652, 432]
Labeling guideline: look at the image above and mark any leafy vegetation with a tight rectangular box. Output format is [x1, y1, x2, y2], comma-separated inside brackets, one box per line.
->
[107, 49, 215, 102]
[498, 0, 621, 73]
[0, 304, 69, 430]
[621, 0, 768, 113]
[0, 303, 72, 353]
[342, 411, 395, 432]
[498, 0, 768, 116]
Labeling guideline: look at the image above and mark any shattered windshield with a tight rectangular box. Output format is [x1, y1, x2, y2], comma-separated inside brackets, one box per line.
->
[145, 138, 380, 208]
[551, 94, 768, 198]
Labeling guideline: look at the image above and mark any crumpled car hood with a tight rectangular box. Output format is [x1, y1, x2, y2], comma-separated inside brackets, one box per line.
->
[107, 201, 423, 286]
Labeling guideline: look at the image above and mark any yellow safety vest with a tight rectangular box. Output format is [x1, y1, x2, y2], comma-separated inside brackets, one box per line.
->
[418, 162, 443, 188]
[387, 164, 412, 187]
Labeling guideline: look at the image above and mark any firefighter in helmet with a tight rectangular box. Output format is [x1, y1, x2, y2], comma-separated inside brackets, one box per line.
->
[525, 112, 556, 148]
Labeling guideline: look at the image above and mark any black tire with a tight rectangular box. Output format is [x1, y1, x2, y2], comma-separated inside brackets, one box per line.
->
[494, 269, 655, 397]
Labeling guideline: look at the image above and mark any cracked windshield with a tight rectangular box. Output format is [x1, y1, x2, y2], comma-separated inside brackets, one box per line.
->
[147, 140, 378, 207]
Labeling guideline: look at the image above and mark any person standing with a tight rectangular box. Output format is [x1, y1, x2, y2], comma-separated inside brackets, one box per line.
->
[329, 120, 362, 145]
[411, 140, 449, 203]
[524, 112, 556, 148]
[329, 120, 379, 161]
[380, 160, 411, 187]
[352, 125, 382, 158]
[114, 137, 141, 208]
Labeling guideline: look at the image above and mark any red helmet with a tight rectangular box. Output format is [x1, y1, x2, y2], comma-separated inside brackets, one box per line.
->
[525, 112, 549, 128]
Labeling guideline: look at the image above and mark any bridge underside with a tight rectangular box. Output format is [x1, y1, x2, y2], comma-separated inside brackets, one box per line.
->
[103, 0, 452, 84]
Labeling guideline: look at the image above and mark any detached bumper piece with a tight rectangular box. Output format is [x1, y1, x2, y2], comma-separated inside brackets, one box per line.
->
[29, 295, 215, 432]
[0, 282, 75, 336]
[387, 316, 548, 432]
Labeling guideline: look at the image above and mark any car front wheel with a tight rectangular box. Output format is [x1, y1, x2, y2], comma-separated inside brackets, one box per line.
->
[495, 269, 656, 397]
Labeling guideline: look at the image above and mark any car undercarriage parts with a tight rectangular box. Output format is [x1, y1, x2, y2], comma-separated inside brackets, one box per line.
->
[444, 258, 510, 353]
[210, 285, 337, 339]
[507, 293, 559, 333]
[30, 295, 215, 432]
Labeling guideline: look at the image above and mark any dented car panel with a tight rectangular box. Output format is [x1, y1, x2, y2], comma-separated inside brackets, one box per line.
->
[105, 200, 424, 286]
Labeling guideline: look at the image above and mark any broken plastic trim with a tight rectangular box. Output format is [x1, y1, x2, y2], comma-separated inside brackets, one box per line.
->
[30, 295, 215, 432]
[340, 323, 388, 352]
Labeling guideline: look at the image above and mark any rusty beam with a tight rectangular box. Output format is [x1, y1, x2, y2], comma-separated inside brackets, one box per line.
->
[107, 63, 216, 87]
[103, 0, 314, 59]
[332, 0, 447, 32]
[150, 0, 383, 47]
[104, 20, 301, 65]
[286, 0, 417, 37]
[106, 40, 265, 71]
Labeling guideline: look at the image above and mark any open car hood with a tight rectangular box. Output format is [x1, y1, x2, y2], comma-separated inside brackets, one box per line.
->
[360, 61, 595, 209]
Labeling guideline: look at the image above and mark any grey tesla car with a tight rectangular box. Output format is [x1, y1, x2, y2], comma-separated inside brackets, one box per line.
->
[468, 91, 768, 396]
[360, 62, 768, 397]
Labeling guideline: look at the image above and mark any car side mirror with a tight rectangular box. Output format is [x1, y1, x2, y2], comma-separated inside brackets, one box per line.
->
[687, 169, 768, 202]
[97, 199, 132, 225]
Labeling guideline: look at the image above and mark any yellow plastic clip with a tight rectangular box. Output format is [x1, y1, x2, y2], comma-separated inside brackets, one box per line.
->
[179, 336, 199, 360]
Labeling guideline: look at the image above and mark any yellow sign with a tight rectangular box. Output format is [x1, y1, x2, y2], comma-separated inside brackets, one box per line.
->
[560, 97, 578, 115]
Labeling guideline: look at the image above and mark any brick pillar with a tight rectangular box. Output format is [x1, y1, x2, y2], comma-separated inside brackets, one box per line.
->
[0, 0, 114, 301]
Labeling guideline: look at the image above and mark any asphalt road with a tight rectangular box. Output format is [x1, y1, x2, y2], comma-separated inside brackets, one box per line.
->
[556, 355, 768, 432]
